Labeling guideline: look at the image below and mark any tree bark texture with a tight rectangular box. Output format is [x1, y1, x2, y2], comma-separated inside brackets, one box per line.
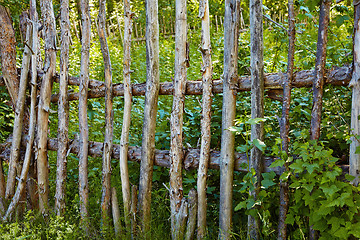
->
[218, 0, 240, 239]
[120, 0, 133, 231]
[0, 5, 19, 106]
[37, 0, 56, 216]
[197, 0, 212, 238]
[349, 1, 360, 186]
[79, 0, 91, 226]
[131, 185, 138, 239]
[55, 0, 70, 216]
[5, 24, 32, 200]
[111, 187, 122, 238]
[249, 0, 265, 239]
[310, 0, 331, 141]
[170, 0, 188, 238]
[49, 66, 352, 102]
[138, 0, 160, 235]
[278, 0, 295, 239]
[185, 189, 197, 240]
[98, 0, 113, 224]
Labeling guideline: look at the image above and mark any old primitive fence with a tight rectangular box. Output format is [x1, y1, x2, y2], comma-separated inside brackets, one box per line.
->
[1, 0, 360, 239]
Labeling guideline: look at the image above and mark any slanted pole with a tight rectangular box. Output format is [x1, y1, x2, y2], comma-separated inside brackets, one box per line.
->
[170, 0, 188, 237]
[120, 0, 133, 231]
[349, 1, 360, 186]
[138, 0, 160, 235]
[55, 0, 70, 216]
[197, 0, 213, 238]
[37, 0, 57, 215]
[98, 0, 114, 225]
[248, 0, 265, 238]
[218, 0, 240, 239]
[278, 0, 295, 239]
[79, 0, 91, 229]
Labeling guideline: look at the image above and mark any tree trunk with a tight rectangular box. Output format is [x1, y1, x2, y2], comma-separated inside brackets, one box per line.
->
[131, 185, 138, 239]
[170, 0, 187, 238]
[111, 187, 122, 238]
[79, 0, 91, 229]
[0, 5, 19, 106]
[119, 0, 133, 232]
[218, 0, 240, 239]
[137, 0, 160, 236]
[36, 0, 56, 216]
[185, 189, 197, 240]
[5, 23, 31, 200]
[98, 0, 113, 225]
[350, 1, 360, 186]
[278, 1, 295, 239]
[248, 0, 265, 239]
[197, 0, 212, 238]
[55, 0, 70, 216]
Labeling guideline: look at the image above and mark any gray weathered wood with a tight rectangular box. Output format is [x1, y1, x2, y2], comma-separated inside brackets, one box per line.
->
[36, 0, 56, 216]
[55, 0, 70, 216]
[170, 0, 188, 238]
[219, 0, 240, 239]
[131, 185, 138, 239]
[197, 0, 212, 238]
[98, 0, 113, 224]
[120, 0, 133, 231]
[79, 0, 91, 228]
[349, 2, 360, 185]
[248, 0, 265, 239]
[137, 0, 160, 235]
[185, 189, 197, 240]
[111, 187, 122, 238]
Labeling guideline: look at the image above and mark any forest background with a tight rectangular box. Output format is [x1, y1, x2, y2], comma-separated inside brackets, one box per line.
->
[0, 0, 358, 239]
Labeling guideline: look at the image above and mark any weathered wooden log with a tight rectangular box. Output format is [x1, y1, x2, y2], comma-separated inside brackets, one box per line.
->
[219, 0, 240, 239]
[185, 189, 197, 240]
[49, 66, 352, 102]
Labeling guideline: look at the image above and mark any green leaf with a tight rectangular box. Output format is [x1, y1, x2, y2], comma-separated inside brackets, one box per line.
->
[246, 118, 266, 125]
[253, 139, 266, 152]
[261, 179, 276, 188]
[269, 159, 285, 168]
[345, 174, 356, 182]
[235, 201, 246, 211]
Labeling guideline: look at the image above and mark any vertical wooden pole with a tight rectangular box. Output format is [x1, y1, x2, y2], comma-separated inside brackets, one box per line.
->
[98, 0, 114, 225]
[349, 2, 360, 186]
[138, 0, 159, 236]
[170, 0, 188, 237]
[248, 0, 264, 239]
[37, 0, 56, 215]
[79, 0, 91, 229]
[120, 0, 133, 232]
[131, 185, 138, 239]
[219, 0, 240, 239]
[111, 187, 122, 238]
[278, 1, 295, 239]
[55, 0, 70, 216]
[197, 0, 212, 238]
[185, 189, 197, 240]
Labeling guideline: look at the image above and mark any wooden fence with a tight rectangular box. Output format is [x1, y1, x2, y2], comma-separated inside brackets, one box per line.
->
[0, 0, 359, 239]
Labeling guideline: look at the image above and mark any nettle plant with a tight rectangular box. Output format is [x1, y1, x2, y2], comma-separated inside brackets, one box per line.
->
[231, 119, 360, 239]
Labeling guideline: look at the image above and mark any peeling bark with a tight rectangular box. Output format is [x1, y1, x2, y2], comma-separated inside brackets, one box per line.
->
[170, 0, 188, 238]
[137, 0, 160, 235]
[79, 0, 91, 228]
[349, 1, 360, 186]
[197, 0, 212, 238]
[120, 0, 133, 231]
[248, 0, 265, 239]
[98, 0, 113, 224]
[55, 0, 70, 216]
[278, 1, 295, 239]
[219, 0, 240, 239]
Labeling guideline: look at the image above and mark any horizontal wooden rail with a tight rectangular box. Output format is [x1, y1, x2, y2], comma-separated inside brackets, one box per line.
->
[49, 66, 351, 102]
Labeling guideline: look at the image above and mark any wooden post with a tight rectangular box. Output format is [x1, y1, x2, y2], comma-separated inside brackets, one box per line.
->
[5, 22, 31, 200]
[248, 0, 265, 239]
[79, 0, 91, 229]
[111, 187, 122, 238]
[170, 0, 188, 238]
[278, 0, 295, 239]
[36, 0, 56, 216]
[349, 1, 360, 186]
[138, 0, 160, 235]
[185, 189, 197, 240]
[120, 0, 133, 232]
[98, 0, 113, 225]
[219, 0, 240, 239]
[197, 0, 212, 237]
[55, 0, 70, 216]
[131, 185, 138, 239]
